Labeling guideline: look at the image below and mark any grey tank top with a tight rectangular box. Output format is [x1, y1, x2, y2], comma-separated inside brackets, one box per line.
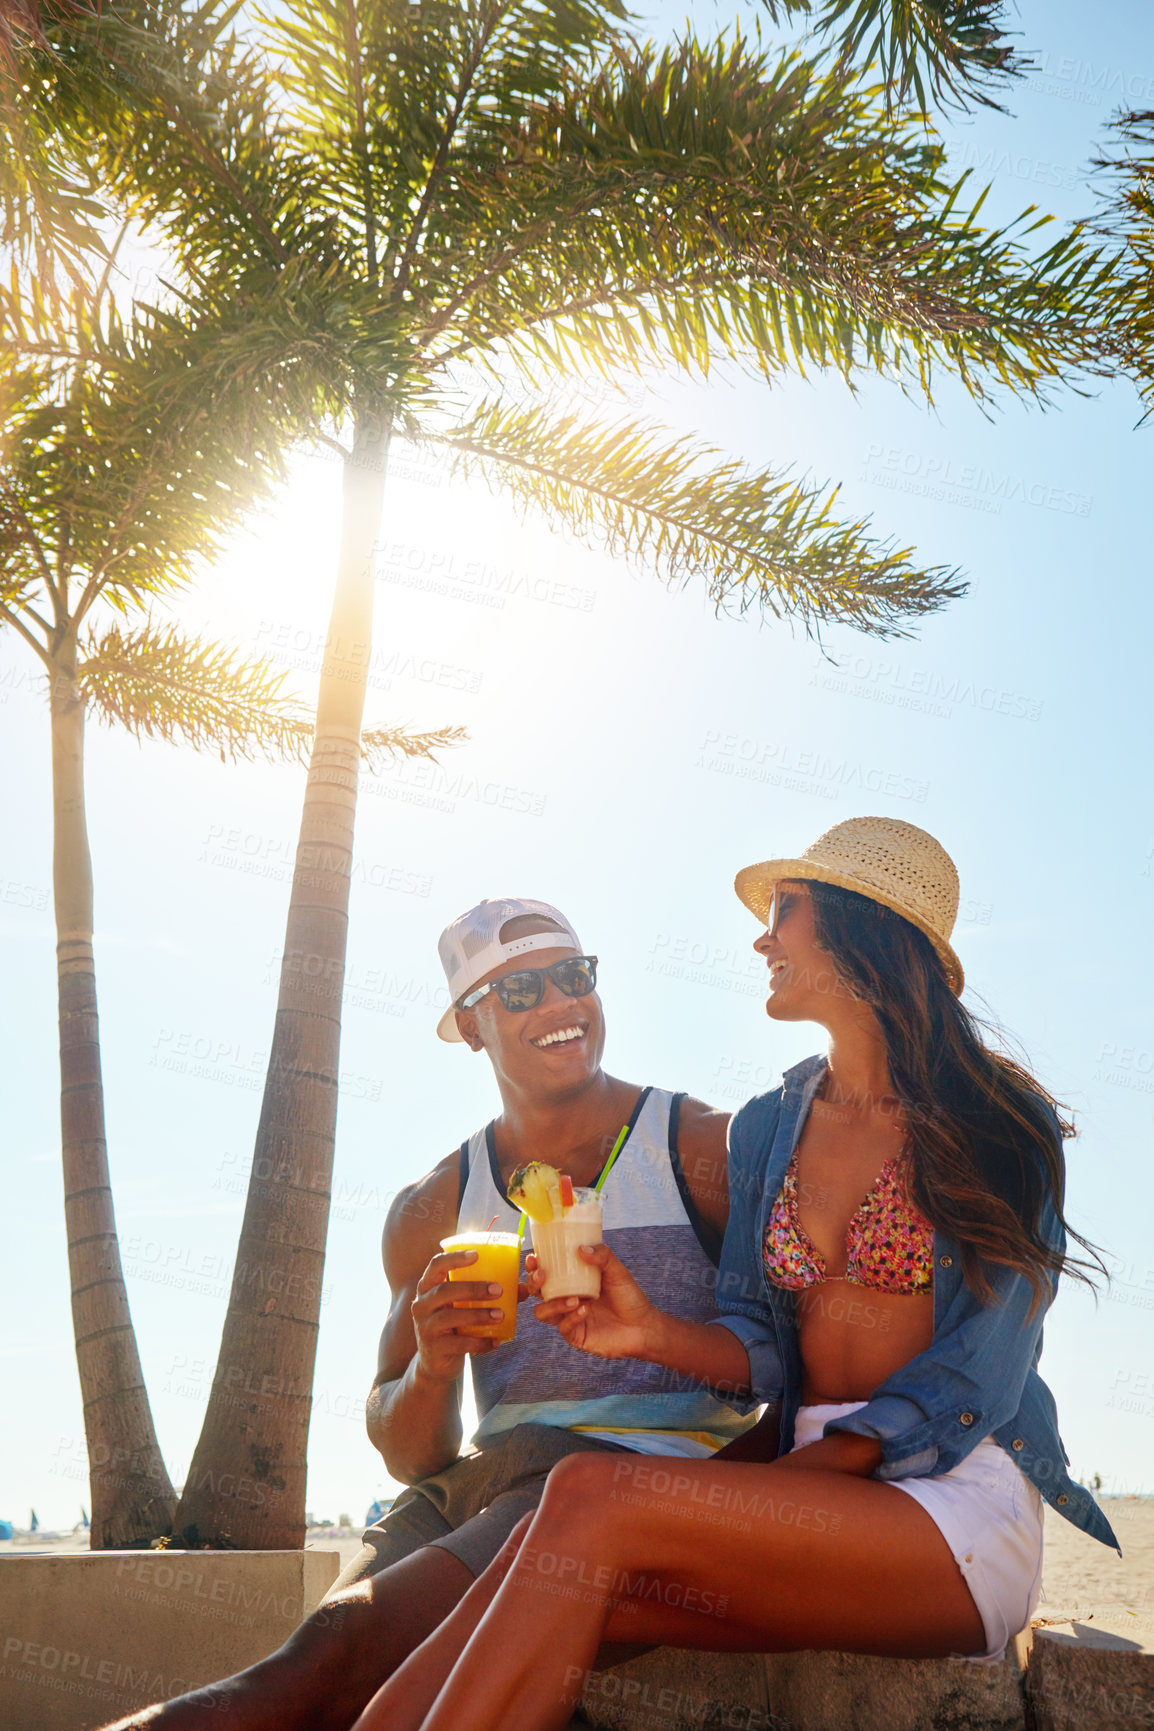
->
[458, 1087, 755, 1457]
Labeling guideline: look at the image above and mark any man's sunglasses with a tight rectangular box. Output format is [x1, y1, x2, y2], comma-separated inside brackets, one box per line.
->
[458, 955, 599, 1015]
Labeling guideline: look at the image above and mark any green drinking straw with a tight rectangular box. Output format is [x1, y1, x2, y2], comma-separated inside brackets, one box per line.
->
[594, 1123, 630, 1194]
[517, 1210, 528, 1243]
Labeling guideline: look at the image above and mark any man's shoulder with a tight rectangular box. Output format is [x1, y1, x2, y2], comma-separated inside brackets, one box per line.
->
[382, 1152, 461, 1275]
[389, 1151, 461, 1219]
[673, 1095, 730, 1234]
[675, 1095, 730, 1158]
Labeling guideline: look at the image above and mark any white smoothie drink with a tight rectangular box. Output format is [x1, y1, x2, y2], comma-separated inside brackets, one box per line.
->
[532, 1186, 603, 1301]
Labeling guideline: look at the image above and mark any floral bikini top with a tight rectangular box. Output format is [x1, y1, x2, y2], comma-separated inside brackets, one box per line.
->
[762, 1149, 934, 1295]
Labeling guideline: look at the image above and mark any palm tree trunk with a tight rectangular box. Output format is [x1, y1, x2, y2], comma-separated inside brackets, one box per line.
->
[174, 411, 390, 1548]
[51, 626, 178, 1548]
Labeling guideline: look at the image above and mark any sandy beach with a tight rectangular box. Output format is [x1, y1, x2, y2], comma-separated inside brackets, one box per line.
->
[1034, 1497, 1153, 1639]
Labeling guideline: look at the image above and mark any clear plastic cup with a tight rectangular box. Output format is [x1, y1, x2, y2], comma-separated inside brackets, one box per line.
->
[439, 1231, 521, 1343]
[531, 1188, 603, 1301]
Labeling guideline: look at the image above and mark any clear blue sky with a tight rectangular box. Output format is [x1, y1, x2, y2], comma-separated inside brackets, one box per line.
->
[2, 0, 1152, 1530]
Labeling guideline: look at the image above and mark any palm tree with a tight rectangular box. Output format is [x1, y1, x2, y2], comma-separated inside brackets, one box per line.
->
[0, 266, 462, 1546]
[1091, 109, 1154, 423]
[12, 0, 1111, 1547]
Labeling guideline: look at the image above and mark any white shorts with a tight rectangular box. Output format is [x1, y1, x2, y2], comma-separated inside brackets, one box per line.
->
[793, 1402, 1045, 1662]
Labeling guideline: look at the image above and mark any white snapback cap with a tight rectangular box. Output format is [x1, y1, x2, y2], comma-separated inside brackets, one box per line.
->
[436, 897, 582, 1042]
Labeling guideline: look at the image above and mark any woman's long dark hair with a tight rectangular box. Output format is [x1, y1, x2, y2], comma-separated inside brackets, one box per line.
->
[806, 880, 1104, 1311]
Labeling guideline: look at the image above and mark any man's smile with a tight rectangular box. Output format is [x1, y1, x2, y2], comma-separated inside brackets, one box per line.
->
[530, 1024, 587, 1050]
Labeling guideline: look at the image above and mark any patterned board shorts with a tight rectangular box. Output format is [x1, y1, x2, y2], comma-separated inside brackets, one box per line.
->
[330, 1423, 627, 1593]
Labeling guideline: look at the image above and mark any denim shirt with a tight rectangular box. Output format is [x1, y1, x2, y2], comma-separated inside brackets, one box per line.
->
[712, 1054, 1119, 1551]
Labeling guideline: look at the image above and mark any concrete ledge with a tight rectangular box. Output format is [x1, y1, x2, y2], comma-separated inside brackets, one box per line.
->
[761, 1644, 1024, 1731]
[580, 1649, 771, 1730]
[581, 1630, 1154, 1731]
[1022, 1621, 1154, 1731]
[0, 1548, 340, 1731]
[580, 1644, 1023, 1731]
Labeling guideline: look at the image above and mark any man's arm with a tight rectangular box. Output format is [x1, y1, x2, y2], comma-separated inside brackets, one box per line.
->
[676, 1096, 730, 1241]
[365, 1156, 499, 1485]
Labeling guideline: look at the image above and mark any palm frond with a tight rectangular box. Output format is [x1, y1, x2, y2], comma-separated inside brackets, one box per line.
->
[79, 623, 313, 760]
[430, 400, 965, 639]
[405, 39, 1108, 406]
[0, 0, 111, 294]
[79, 623, 469, 763]
[787, 0, 1024, 114]
[1090, 109, 1154, 423]
[263, 0, 628, 277]
[361, 722, 468, 765]
[0, 277, 329, 624]
[26, 6, 1107, 417]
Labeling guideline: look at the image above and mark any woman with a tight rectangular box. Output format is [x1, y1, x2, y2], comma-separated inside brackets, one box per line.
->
[355, 817, 1118, 1731]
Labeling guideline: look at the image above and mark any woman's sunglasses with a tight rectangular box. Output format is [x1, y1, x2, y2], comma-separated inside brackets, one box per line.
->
[458, 955, 599, 1015]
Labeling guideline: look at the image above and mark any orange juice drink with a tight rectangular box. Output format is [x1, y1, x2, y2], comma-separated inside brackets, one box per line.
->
[440, 1231, 521, 1343]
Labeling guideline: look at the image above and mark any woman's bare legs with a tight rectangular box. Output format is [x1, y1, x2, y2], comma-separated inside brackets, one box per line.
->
[417, 1450, 988, 1731]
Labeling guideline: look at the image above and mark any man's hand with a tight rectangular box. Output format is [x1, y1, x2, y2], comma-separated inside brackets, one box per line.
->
[711, 1406, 781, 1463]
[769, 1431, 883, 1478]
[529, 1244, 658, 1361]
[409, 1250, 511, 1382]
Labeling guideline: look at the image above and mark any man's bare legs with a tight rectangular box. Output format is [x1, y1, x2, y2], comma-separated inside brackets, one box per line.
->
[350, 1517, 533, 1731]
[98, 1546, 473, 1731]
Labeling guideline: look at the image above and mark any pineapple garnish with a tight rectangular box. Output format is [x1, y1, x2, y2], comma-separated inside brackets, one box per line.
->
[507, 1161, 564, 1223]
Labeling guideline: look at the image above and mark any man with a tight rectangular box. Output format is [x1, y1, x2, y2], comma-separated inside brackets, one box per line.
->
[103, 898, 744, 1731]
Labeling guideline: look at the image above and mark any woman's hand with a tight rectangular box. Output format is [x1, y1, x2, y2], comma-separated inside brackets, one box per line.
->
[528, 1244, 661, 1361]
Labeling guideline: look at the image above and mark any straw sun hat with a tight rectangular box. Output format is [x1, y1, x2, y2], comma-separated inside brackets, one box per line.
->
[734, 816, 965, 994]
